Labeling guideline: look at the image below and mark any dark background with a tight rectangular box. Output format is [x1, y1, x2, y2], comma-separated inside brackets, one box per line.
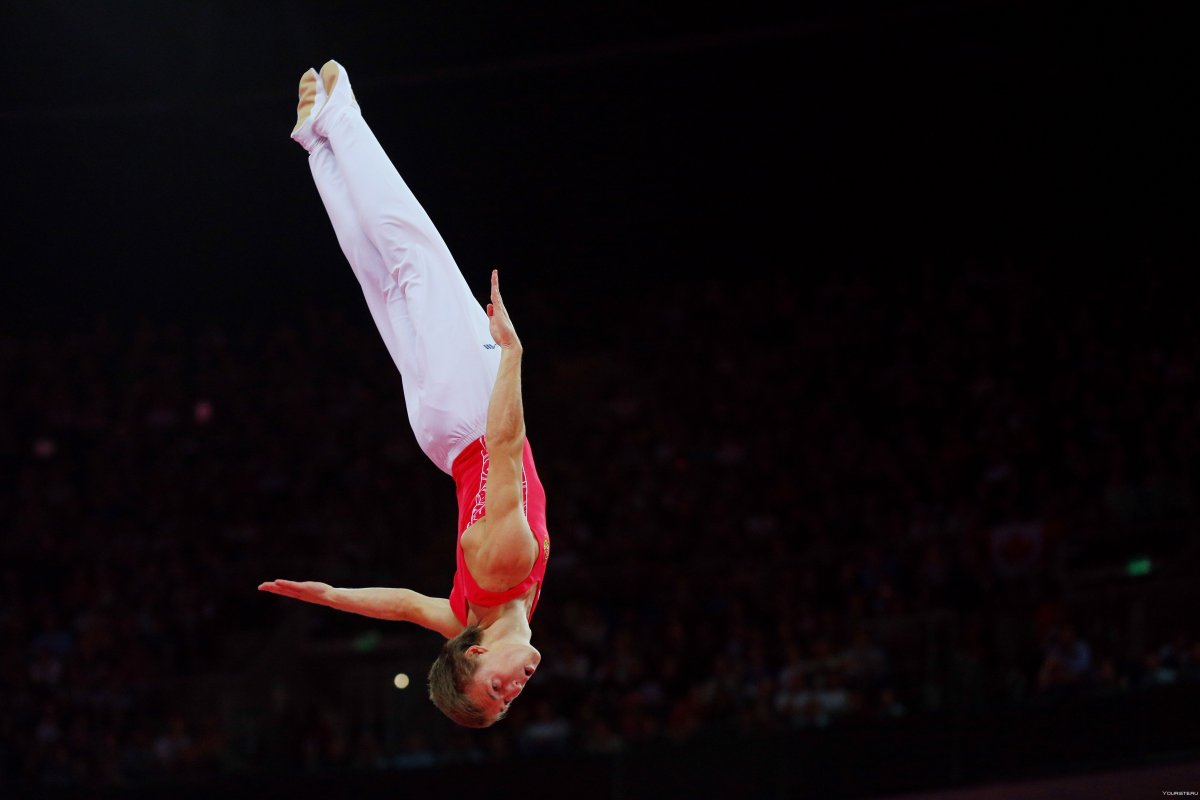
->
[3, 0, 1192, 329]
[2, 1, 1199, 798]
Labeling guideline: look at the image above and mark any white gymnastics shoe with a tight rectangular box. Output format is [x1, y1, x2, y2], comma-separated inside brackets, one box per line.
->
[311, 59, 358, 138]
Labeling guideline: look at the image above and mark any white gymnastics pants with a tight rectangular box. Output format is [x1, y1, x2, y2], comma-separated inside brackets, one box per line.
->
[306, 107, 499, 474]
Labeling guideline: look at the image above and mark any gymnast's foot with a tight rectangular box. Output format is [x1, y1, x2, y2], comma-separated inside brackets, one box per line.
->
[312, 59, 358, 137]
[293, 68, 319, 134]
[290, 67, 327, 153]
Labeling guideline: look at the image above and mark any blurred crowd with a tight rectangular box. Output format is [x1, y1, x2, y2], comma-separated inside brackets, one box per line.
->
[2, 260, 1198, 786]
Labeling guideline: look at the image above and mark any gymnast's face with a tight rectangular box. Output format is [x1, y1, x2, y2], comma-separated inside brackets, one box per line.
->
[467, 641, 541, 719]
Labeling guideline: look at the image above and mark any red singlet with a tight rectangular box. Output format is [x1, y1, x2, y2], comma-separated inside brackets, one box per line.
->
[448, 436, 549, 627]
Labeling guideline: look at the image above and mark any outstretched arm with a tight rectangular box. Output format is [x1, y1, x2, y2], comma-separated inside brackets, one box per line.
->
[485, 268, 525, 452]
[470, 271, 538, 580]
[258, 580, 463, 638]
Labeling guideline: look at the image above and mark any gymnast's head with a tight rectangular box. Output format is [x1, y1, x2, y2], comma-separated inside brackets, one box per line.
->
[428, 625, 541, 727]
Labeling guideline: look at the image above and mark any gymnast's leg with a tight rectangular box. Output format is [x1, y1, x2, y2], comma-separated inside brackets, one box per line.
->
[291, 68, 424, 441]
[294, 63, 501, 473]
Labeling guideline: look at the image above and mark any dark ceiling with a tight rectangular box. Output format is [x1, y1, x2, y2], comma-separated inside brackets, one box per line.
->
[1, 1, 1192, 329]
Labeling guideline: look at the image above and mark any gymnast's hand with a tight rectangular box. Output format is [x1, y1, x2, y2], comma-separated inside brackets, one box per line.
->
[258, 579, 335, 607]
[487, 269, 521, 351]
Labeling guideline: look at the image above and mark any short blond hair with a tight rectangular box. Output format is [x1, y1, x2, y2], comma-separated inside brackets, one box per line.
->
[427, 625, 496, 728]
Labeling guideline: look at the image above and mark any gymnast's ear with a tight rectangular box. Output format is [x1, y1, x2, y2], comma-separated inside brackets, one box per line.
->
[466, 645, 488, 657]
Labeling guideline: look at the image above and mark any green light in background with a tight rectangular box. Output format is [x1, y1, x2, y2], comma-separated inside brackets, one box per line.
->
[1126, 557, 1152, 577]
[353, 630, 381, 653]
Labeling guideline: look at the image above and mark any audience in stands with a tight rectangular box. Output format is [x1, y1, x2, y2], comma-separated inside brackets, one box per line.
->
[1, 263, 1197, 785]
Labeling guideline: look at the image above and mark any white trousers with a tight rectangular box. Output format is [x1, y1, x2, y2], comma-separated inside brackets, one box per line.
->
[307, 106, 499, 474]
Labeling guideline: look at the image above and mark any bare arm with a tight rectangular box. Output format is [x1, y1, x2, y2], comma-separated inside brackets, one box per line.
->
[258, 580, 463, 639]
[484, 268, 525, 454]
[469, 271, 538, 580]
[484, 270, 528, 518]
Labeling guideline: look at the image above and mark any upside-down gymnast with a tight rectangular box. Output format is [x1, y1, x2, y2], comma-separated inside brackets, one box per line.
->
[259, 60, 550, 728]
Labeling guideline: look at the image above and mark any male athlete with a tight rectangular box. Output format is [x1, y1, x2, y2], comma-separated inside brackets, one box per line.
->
[259, 61, 550, 728]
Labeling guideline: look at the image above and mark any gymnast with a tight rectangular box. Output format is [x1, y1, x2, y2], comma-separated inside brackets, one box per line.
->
[259, 60, 549, 728]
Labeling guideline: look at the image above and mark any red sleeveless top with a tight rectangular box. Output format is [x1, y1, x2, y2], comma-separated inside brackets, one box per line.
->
[448, 435, 549, 627]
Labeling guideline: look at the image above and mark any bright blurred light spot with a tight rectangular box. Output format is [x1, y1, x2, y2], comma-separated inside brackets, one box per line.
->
[393, 673, 410, 690]
[1126, 557, 1152, 577]
[33, 438, 56, 459]
[194, 400, 214, 424]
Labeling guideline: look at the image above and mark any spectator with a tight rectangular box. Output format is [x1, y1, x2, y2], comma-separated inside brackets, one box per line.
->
[1037, 623, 1092, 695]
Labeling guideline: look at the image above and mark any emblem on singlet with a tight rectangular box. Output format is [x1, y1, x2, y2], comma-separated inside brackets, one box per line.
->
[543, 537, 550, 561]
[469, 446, 489, 526]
